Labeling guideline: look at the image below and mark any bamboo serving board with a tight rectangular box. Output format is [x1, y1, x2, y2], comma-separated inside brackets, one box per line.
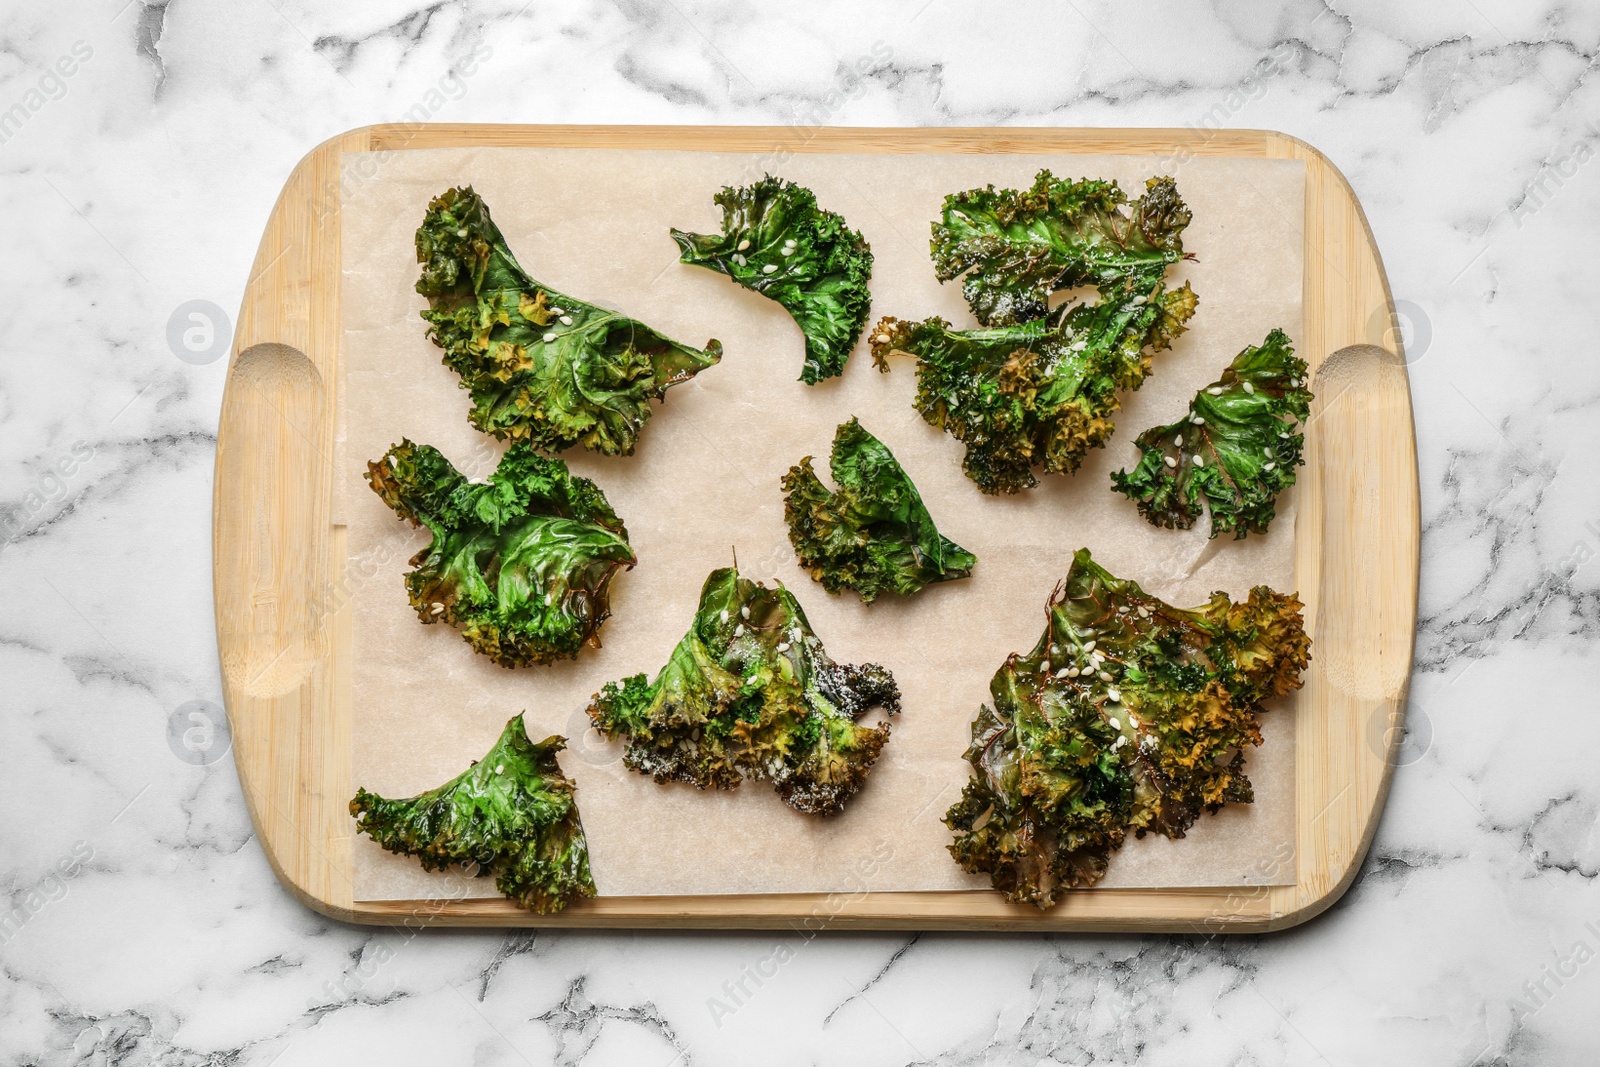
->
[214, 125, 1418, 931]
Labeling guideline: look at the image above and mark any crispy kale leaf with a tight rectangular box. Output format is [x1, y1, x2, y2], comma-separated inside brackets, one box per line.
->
[932, 172, 1193, 327]
[365, 439, 635, 667]
[945, 548, 1310, 908]
[870, 277, 1198, 493]
[351, 714, 596, 913]
[416, 186, 721, 454]
[1111, 329, 1311, 539]
[671, 176, 873, 384]
[781, 417, 976, 602]
[587, 567, 901, 815]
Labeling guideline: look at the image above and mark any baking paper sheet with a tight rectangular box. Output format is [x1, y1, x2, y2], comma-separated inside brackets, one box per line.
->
[340, 146, 1305, 900]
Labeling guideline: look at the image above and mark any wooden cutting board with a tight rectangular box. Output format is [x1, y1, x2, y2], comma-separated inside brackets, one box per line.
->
[213, 125, 1418, 931]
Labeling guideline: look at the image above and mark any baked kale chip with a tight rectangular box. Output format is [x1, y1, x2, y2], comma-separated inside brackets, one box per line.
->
[671, 176, 873, 384]
[365, 439, 635, 667]
[587, 567, 901, 815]
[351, 714, 596, 913]
[945, 548, 1310, 908]
[1111, 329, 1311, 539]
[869, 277, 1198, 493]
[932, 172, 1193, 327]
[782, 417, 975, 602]
[416, 186, 721, 454]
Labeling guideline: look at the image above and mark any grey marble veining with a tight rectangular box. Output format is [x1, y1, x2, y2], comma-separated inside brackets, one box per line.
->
[3, 1, 1598, 1064]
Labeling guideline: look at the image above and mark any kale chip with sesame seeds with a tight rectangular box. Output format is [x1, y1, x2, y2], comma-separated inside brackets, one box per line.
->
[365, 438, 636, 668]
[351, 714, 596, 913]
[586, 566, 901, 816]
[945, 548, 1310, 908]
[869, 275, 1198, 494]
[872, 170, 1198, 493]
[416, 186, 722, 454]
[1111, 329, 1312, 538]
[671, 176, 873, 384]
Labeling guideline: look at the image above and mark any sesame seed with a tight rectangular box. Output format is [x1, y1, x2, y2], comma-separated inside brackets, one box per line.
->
[784, 237, 796, 247]
[737, 239, 751, 251]
[456, 228, 467, 238]
[781, 247, 794, 256]
[1264, 447, 1273, 456]
[560, 315, 574, 326]
[874, 333, 890, 344]
[1107, 688, 1121, 702]
[495, 764, 504, 774]
[1131, 295, 1146, 306]
[1264, 462, 1275, 471]
[1280, 431, 1291, 439]
[734, 623, 745, 637]
[1243, 381, 1255, 394]
[1174, 435, 1183, 447]
[1083, 640, 1096, 653]
[1192, 454, 1204, 467]
[1164, 456, 1178, 469]
[430, 603, 444, 615]
[777, 642, 790, 652]
[762, 264, 778, 274]
[1099, 670, 1113, 682]
[551, 307, 564, 315]
[740, 606, 750, 619]
[720, 609, 729, 623]
[1192, 416, 1206, 426]
[543, 332, 556, 343]
[1066, 667, 1080, 678]
[732, 253, 746, 266]
[1071, 341, 1088, 352]
[1137, 607, 1150, 618]
[1207, 386, 1223, 395]
[1056, 668, 1070, 679]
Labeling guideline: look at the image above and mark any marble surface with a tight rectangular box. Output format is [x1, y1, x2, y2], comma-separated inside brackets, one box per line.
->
[2, 1, 1597, 1063]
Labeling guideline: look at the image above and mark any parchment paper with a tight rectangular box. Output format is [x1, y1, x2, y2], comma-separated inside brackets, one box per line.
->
[340, 146, 1306, 900]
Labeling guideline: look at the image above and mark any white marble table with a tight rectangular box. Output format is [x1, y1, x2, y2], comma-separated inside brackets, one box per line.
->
[3, 2, 1596, 1064]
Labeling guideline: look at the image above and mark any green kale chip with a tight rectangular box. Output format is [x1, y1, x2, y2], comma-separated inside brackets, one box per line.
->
[781, 417, 975, 602]
[945, 548, 1310, 908]
[671, 176, 874, 384]
[932, 172, 1193, 327]
[416, 186, 721, 454]
[870, 277, 1198, 494]
[365, 439, 635, 668]
[1111, 329, 1312, 539]
[351, 714, 596, 913]
[587, 566, 901, 816]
